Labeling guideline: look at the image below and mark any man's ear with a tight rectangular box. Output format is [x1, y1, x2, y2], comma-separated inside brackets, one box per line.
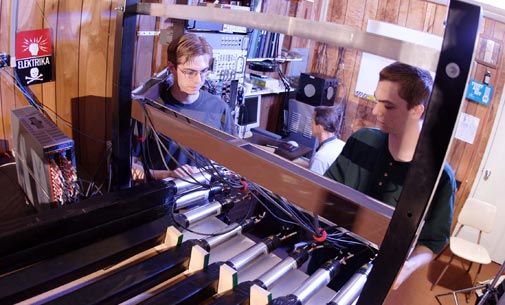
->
[167, 61, 176, 74]
[412, 104, 425, 119]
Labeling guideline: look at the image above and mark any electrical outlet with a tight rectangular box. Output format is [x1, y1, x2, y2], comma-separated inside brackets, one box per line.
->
[0, 53, 10, 68]
[476, 37, 501, 68]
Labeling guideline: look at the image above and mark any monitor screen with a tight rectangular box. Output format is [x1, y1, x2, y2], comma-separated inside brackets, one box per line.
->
[236, 95, 261, 138]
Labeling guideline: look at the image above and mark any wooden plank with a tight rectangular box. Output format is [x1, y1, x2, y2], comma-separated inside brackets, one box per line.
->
[17, 0, 45, 102]
[75, 0, 114, 179]
[384, 0, 401, 24]
[405, 0, 427, 31]
[339, 0, 372, 139]
[346, 0, 366, 28]
[397, 0, 409, 26]
[40, 0, 58, 116]
[133, 15, 156, 88]
[54, 0, 82, 137]
[376, 0, 388, 21]
[327, 0, 346, 25]
[432, 4, 448, 36]
[151, 0, 175, 74]
[423, 2, 437, 33]
[0, 0, 15, 152]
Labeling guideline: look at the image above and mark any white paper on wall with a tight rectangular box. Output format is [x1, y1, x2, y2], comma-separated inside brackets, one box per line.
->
[455, 112, 480, 144]
[355, 20, 443, 101]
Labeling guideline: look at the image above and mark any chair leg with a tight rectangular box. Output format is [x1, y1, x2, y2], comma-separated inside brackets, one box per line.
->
[466, 262, 473, 273]
[472, 264, 483, 287]
[462, 264, 483, 303]
[431, 254, 456, 290]
[434, 243, 449, 261]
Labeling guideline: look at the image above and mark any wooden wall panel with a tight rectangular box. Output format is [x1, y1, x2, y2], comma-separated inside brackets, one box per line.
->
[327, 0, 346, 24]
[0, 0, 14, 152]
[54, 1, 82, 136]
[405, 0, 427, 30]
[40, 0, 58, 115]
[397, 0, 410, 26]
[442, 16, 505, 220]
[74, 0, 115, 179]
[17, 0, 44, 101]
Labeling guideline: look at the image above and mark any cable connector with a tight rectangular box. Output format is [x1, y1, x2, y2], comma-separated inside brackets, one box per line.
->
[0, 53, 10, 68]
[239, 179, 248, 193]
[313, 228, 327, 243]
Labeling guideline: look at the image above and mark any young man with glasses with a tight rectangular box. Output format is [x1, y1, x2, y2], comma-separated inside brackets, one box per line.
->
[132, 33, 234, 179]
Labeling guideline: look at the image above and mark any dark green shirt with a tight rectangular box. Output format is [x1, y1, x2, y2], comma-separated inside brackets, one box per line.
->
[325, 128, 456, 254]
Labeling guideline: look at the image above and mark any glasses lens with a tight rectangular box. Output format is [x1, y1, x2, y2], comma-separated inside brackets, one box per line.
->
[179, 68, 209, 78]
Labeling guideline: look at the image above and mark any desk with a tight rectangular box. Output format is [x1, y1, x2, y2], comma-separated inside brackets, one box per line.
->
[247, 133, 312, 161]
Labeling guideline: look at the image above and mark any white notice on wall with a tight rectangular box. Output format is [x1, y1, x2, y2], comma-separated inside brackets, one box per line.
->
[455, 113, 480, 144]
[355, 20, 442, 100]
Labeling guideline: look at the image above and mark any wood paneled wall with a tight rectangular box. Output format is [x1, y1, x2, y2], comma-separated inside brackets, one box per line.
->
[0, 0, 117, 182]
[0, 0, 503, 217]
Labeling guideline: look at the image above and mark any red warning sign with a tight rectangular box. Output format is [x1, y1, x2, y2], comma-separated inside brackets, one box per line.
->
[15, 28, 53, 86]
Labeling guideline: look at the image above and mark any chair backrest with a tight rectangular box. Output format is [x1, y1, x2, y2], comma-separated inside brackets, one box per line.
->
[458, 197, 497, 233]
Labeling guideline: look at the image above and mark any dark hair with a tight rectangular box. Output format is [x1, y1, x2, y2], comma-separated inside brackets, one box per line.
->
[313, 106, 340, 133]
[167, 33, 213, 68]
[379, 62, 433, 110]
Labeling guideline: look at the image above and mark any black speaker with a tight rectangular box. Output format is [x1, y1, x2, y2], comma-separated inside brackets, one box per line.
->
[296, 73, 338, 106]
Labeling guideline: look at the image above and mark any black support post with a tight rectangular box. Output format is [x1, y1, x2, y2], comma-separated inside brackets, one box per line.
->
[357, 1, 482, 304]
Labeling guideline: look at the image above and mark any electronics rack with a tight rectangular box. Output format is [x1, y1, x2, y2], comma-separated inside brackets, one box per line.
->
[11, 106, 78, 210]
[191, 31, 248, 108]
[196, 31, 249, 85]
[112, 1, 482, 304]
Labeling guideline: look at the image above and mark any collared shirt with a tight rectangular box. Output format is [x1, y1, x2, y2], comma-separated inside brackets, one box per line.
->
[324, 128, 456, 254]
[309, 136, 345, 175]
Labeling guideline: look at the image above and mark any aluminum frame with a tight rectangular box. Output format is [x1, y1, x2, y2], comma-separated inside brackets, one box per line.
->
[112, 1, 481, 303]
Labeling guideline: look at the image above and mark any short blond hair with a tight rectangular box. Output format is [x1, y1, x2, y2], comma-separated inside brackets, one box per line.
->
[167, 33, 213, 68]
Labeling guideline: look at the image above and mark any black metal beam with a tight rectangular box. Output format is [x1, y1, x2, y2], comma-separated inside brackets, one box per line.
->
[357, 1, 482, 304]
[111, 0, 138, 190]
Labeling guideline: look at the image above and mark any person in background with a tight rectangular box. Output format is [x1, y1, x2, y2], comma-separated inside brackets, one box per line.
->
[132, 33, 234, 180]
[318, 62, 456, 290]
[308, 106, 345, 175]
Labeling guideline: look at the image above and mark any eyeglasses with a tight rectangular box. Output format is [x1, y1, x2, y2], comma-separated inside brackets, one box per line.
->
[178, 67, 210, 79]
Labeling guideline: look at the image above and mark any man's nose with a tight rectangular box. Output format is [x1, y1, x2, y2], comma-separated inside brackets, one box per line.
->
[372, 103, 381, 116]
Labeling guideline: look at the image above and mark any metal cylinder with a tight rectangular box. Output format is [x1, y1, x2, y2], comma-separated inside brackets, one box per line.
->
[175, 189, 210, 210]
[203, 222, 242, 249]
[227, 242, 269, 271]
[257, 256, 298, 290]
[227, 236, 280, 271]
[328, 263, 372, 305]
[169, 171, 211, 194]
[292, 259, 341, 304]
[182, 201, 221, 226]
[257, 248, 309, 289]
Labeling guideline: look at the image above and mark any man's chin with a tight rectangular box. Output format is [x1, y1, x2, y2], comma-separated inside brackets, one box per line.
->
[184, 88, 200, 95]
[377, 124, 388, 133]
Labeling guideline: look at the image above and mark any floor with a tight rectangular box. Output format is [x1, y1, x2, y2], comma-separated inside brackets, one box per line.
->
[384, 249, 503, 305]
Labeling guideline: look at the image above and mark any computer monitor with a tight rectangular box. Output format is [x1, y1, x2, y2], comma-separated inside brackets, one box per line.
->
[236, 94, 261, 138]
[286, 99, 318, 158]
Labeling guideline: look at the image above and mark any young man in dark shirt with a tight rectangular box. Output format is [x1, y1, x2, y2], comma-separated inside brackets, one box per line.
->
[323, 62, 456, 289]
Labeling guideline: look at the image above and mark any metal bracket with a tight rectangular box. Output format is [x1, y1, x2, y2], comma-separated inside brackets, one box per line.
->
[137, 31, 160, 37]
